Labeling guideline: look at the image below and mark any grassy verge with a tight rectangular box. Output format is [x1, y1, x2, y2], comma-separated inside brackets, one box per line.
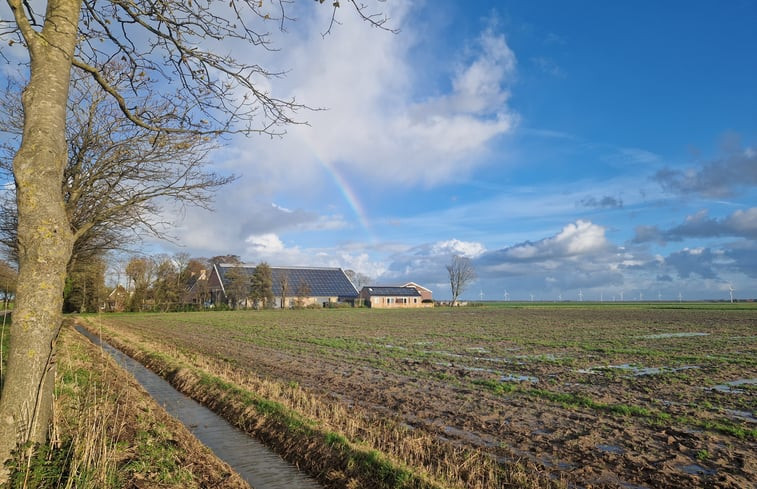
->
[79, 317, 564, 489]
[3, 320, 248, 489]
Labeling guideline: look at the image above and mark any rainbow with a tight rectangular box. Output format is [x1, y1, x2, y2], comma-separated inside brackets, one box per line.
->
[318, 159, 376, 243]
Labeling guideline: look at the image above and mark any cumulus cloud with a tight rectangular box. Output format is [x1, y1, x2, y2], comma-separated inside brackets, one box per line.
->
[495, 220, 612, 261]
[430, 239, 486, 258]
[633, 207, 757, 243]
[654, 146, 757, 198]
[228, 8, 519, 189]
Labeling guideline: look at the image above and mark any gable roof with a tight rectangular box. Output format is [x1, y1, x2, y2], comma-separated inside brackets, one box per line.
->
[361, 286, 422, 297]
[214, 264, 359, 298]
[402, 282, 433, 293]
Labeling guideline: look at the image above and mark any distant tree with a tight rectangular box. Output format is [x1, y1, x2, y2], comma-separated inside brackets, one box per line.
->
[279, 271, 290, 309]
[152, 256, 182, 311]
[0, 261, 17, 305]
[125, 256, 154, 312]
[63, 257, 106, 313]
[295, 280, 312, 309]
[345, 269, 371, 290]
[251, 262, 274, 309]
[209, 255, 243, 267]
[225, 265, 250, 309]
[446, 255, 476, 306]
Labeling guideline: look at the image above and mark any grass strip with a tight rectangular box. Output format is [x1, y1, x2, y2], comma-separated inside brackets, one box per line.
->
[88, 324, 447, 489]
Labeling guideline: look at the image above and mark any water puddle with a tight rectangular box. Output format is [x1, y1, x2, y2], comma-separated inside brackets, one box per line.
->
[640, 332, 709, 339]
[500, 373, 539, 383]
[76, 326, 321, 489]
[725, 409, 757, 424]
[679, 464, 717, 476]
[709, 378, 757, 394]
[578, 364, 699, 377]
[596, 444, 624, 455]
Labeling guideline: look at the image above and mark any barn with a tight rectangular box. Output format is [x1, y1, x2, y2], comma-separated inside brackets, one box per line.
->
[207, 263, 359, 308]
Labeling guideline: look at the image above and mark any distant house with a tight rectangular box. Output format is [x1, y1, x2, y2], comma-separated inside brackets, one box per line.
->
[103, 285, 128, 312]
[402, 282, 433, 302]
[183, 269, 209, 307]
[359, 285, 432, 308]
[207, 264, 359, 308]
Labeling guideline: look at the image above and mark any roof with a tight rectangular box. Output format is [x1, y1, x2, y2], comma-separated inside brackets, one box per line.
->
[215, 264, 359, 298]
[361, 286, 422, 297]
[402, 282, 433, 293]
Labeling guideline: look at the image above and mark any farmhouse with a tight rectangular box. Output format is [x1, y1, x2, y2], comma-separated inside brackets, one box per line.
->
[359, 285, 433, 308]
[402, 282, 433, 302]
[207, 263, 359, 308]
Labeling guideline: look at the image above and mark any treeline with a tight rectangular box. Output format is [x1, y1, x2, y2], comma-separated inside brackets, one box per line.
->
[65, 253, 232, 314]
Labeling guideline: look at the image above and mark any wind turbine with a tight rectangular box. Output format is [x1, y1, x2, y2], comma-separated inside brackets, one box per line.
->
[728, 284, 735, 303]
[504, 290, 510, 301]
[658, 291, 662, 301]
[678, 291, 683, 302]
[558, 292, 562, 302]
[479, 290, 485, 302]
[639, 292, 643, 301]
[530, 293, 534, 302]
[620, 291, 624, 302]
[578, 289, 583, 302]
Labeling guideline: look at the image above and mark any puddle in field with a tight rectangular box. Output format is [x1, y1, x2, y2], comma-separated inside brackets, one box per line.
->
[596, 444, 624, 455]
[679, 464, 717, 476]
[640, 332, 710, 339]
[725, 409, 757, 424]
[578, 364, 699, 377]
[501, 373, 539, 383]
[709, 378, 757, 394]
[76, 326, 322, 489]
[466, 346, 489, 353]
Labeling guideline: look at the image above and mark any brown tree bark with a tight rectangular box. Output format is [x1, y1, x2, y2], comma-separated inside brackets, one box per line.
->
[0, 0, 81, 479]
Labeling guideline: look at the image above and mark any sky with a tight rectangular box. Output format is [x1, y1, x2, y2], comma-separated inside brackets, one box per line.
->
[5, 1, 757, 301]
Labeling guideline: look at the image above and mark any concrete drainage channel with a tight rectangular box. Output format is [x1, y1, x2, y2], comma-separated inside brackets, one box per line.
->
[75, 326, 322, 489]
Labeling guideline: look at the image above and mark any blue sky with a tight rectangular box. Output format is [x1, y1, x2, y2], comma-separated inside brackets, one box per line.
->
[4, 1, 754, 301]
[162, 1, 757, 301]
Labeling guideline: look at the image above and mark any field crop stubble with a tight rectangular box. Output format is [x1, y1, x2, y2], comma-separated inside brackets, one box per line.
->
[84, 304, 756, 489]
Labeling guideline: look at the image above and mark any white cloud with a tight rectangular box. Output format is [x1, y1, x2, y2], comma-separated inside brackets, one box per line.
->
[227, 6, 518, 190]
[502, 220, 611, 260]
[431, 239, 486, 258]
[245, 233, 285, 254]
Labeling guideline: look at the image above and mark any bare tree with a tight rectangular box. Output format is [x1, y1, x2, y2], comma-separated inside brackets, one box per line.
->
[446, 255, 476, 306]
[295, 279, 312, 309]
[279, 271, 289, 309]
[0, 0, 391, 472]
[344, 269, 371, 290]
[0, 75, 236, 266]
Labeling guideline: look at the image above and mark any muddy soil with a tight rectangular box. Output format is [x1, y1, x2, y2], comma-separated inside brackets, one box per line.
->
[97, 307, 756, 489]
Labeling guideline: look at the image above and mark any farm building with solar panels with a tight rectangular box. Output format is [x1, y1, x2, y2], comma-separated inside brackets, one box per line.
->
[207, 263, 359, 309]
[359, 284, 434, 308]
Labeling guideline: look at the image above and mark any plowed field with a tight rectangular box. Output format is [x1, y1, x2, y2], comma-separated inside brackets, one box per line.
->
[92, 304, 757, 488]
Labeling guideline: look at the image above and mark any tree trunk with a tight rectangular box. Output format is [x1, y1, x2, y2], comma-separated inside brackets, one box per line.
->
[0, 0, 81, 479]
